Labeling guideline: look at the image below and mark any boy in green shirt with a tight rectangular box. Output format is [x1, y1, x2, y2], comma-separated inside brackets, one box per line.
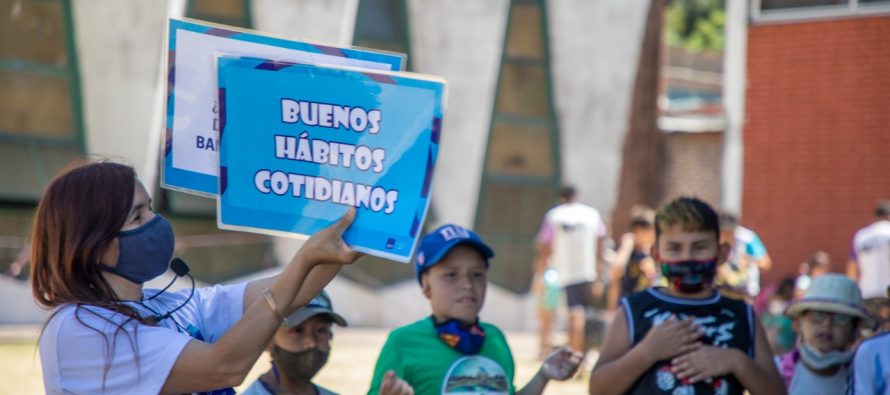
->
[368, 224, 583, 395]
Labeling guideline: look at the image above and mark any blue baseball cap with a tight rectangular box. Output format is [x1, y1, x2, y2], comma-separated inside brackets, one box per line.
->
[414, 224, 494, 284]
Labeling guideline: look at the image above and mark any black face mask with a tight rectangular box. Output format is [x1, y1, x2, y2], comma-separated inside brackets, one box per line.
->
[271, 345, 329, 384]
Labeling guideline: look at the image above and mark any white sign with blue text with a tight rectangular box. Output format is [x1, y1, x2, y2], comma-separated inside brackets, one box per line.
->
[162, 18, 405, 196]
[216, 56, 446, 262]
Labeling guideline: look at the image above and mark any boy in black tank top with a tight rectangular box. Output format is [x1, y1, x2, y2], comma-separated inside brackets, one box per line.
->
[589, 197, 785, 395]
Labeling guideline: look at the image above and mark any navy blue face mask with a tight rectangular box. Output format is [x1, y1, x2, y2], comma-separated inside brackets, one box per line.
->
[99, 215, 175, 284]
[433, 316, 486, 355]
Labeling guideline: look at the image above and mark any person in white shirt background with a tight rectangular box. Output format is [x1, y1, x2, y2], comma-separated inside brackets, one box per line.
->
[536, 185, 607, 354]
[846, 200, 890, 334]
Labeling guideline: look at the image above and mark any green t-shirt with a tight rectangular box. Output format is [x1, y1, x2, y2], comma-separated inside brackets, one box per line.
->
[367, 318, 516, 395]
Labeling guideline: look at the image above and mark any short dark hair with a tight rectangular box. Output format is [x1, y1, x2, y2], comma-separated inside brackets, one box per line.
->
[875, 200, 890, 218]
[655, 197, 720, 241]
[629, 205, 655, 229]
[559, 185, 577, 201]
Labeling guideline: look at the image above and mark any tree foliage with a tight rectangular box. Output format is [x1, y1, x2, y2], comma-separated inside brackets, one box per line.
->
[665, 0, 725, 53]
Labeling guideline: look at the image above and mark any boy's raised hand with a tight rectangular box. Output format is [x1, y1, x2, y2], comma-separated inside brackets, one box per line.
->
[639, 315, 703, 363]
[541, 347, 584, 380]
[379, 370, 414, 395]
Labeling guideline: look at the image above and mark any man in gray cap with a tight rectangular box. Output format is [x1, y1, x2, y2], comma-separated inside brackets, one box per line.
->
[242, 290, 347, 395]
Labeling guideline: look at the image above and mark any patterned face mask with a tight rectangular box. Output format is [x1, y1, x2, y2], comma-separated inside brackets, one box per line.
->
[433, 316, 486, 355]
[660, 257, 718, 293]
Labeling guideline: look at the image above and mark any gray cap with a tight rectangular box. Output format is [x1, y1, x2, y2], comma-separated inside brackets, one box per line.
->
[284, 290, 347, 328]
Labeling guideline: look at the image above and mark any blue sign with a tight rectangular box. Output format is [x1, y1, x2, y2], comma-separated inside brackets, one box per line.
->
[162, 18, 406, 196]
[216, 56, 445, 262]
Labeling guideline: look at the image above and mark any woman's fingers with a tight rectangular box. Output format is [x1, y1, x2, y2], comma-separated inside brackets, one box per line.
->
[333, 207, 356, 234]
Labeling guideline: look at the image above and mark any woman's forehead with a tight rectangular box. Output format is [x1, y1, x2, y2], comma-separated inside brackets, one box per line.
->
[131, 181, 151, 204]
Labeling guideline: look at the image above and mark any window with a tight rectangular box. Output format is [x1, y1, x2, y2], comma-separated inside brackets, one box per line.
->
[0, 0, 84, 202]
[475, 0, 561, 293]
[353, 0, 411, 70]
[753, 0, 890, 22]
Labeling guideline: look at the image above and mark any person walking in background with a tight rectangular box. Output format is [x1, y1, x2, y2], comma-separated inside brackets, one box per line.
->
[716, 212, 772, 301]
[536, 185, 608, 354]
[761, 277, 798, 355]
[847, 200, 890, 333]
[242, 290, 347, 395]
[794, 250, 832, 300]
[531, 241, 561, 360]
[605, 206, 658, 313]
[775, 274, 874, 395]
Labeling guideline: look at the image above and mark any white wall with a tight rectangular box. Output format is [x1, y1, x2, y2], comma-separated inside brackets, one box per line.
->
[0, 277, 48, 325]
[72, 0, 179, 184]
[548, 0, 650, 216]
[721, 0, 747, 214]
[253, 0, 358, 47]
[407, 0, 509, 228]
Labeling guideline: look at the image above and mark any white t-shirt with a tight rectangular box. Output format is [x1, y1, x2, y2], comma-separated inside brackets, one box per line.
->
[852, 220, 890, 299]
[788, 361, 849, 395]
[538, 202, 606, 286]
[39, 283, 246, 395]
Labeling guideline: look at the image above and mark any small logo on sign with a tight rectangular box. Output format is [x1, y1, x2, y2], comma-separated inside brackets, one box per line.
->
[386, 238, 396, 249]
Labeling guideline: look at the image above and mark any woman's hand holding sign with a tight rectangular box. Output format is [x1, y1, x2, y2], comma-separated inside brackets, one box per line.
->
[301, 207, 364, 266]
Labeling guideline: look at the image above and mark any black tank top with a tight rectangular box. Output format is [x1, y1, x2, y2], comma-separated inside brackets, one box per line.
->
[620, 288, 754, 395]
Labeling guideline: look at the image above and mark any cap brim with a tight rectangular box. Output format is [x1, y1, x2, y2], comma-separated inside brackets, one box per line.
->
[785, 301, 876, 329]
[284, 308, 348, 328]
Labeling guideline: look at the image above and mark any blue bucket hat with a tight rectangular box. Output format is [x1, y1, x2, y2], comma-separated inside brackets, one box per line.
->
[414, 224, 494, 284]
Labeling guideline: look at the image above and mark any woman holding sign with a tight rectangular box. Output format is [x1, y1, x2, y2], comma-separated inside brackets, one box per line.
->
[31, 160, 361, 394]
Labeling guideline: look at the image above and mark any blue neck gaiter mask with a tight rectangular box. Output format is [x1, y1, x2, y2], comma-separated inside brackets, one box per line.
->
[99, 215, 175, 284]
[433, 316, 486, 355]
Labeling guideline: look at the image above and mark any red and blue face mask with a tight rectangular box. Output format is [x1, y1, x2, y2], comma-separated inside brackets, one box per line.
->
[433, 317, 486, 355]
[659, 257, 718, 294]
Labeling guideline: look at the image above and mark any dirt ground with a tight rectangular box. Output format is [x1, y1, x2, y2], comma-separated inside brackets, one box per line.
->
[0, 326, 590, 394]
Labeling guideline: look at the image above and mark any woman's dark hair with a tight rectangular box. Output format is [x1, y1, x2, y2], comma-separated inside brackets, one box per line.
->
[31, 159, 147, 387]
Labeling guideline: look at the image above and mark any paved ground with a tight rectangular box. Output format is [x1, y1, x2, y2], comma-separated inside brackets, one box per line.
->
[0, 325, 590, 394]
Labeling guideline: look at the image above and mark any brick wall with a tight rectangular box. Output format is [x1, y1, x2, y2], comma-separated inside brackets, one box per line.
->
[744, 15, 890, 284]
[662, 131, 722, 209]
